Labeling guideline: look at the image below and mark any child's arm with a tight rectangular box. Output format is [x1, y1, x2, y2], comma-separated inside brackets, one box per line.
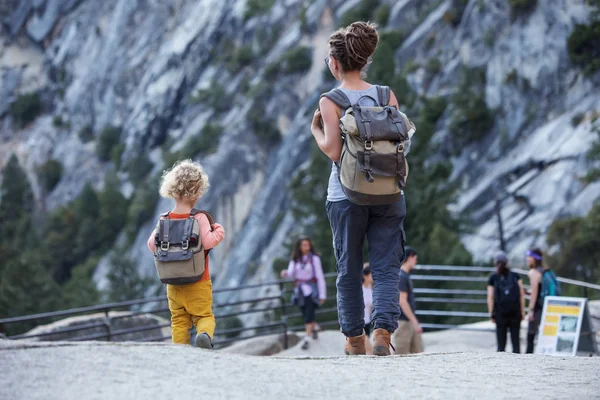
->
[147, 229, 157, 253]
[197, 214, 225, 250]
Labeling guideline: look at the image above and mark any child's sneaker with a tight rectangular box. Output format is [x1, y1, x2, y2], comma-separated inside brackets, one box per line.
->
[301, 337, 310, 350]
[312, 329, 319, 340]
[195, 332, 213, 349]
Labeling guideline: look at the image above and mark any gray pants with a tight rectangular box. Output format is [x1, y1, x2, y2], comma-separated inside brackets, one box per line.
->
[326, 199, 406, 337]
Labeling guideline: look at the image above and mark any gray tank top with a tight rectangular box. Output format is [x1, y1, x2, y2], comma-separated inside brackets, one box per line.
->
[326, 86, 381, 202]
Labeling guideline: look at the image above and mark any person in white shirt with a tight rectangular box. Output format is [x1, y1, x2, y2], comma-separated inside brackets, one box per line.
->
[281, 238, 327, 350]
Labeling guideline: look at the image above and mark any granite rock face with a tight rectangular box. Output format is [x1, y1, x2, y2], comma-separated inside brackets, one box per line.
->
[1, 0, 599, 298]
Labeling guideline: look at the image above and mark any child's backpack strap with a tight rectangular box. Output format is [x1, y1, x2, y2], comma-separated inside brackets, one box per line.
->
[376, 85, 391, 106]
[320, 89, 352, 109]
[190, 208, 215, 227]
[190, 208, 215, 254]
[156, 213, 171, 254]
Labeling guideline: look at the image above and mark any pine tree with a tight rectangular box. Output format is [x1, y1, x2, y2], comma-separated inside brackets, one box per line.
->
[105, 249, 153, 302]
[0, 155, 34, 273]
[61, 257, 101, 309]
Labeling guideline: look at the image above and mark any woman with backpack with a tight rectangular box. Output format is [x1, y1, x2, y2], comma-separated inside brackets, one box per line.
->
[280, 238, 326, 350]
[487, 252, 525, 353]
[310, 21, 410, 356]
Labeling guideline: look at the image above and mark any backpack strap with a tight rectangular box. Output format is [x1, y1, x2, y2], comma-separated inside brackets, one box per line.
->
[190, 208, 215, 254]
[158, 217, 170, 253]
[190, 208, 215, 227]
[320, 89, 352, 109]
[376, 85, 391, 106]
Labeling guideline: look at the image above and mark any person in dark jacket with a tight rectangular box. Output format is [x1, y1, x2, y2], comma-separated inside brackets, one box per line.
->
[487, 252, 525, 353]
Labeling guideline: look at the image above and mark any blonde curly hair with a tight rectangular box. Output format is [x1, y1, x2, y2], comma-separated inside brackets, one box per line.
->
[159, 159, 210, 202]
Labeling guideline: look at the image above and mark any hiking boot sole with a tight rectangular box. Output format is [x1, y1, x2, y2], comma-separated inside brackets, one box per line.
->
[195, 333, 213, 350]
[372, 346, 391, 356]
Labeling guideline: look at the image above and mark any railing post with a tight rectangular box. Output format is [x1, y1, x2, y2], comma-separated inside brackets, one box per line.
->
[104, 309, 112, 342]
[584, 287, 589, 299]
[282, 317, 288, 350]
[279, 281, 288, 349]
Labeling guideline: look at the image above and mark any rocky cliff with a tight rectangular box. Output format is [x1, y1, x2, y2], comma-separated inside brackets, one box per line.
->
[1, 0, 598, 301]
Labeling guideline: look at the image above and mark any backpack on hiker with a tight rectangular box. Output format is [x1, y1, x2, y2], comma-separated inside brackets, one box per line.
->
[153, 209, 214, 285]
[495, 272, 521, 314]
[321, 85, 415, 205]
[541, 269, 562, 300]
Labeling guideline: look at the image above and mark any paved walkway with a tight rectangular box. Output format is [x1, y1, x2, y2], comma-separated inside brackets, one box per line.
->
[2, 340, 598, 400]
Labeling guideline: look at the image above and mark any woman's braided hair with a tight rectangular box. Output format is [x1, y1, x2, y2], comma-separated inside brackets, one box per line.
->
[328, 21, 379, 72]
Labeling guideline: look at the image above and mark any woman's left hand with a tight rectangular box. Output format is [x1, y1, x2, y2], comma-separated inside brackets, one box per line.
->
[320, 299, 326, 305]
[311, 109, 323, 134]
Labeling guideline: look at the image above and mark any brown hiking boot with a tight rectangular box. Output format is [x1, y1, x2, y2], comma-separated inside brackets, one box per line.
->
[344, 334, 366, 355]
[372, 328, 392, 356]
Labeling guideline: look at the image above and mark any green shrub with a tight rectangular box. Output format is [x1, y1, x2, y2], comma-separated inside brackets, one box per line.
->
[165, 123, 224, 165]
[369, 42, 396, 83]
[426, 58, 442, 75]
[585, 129, 600, 182]
[10, 92, 42, 127]
[403, 60, 420, 74]
[112, 143, 125, 168]
[421, 97, 448, 123]
[508, 0, 538, 18]
[218, 315, 244, 338]
[97, 126, 122, 162]
[424, 33, 436, 50]
[379, 29, 406, 50]
[127, 154, 153, 184]
[186, 123, 223, 156]
[248, 106, 281, 145]
[449, 68, 493, 146]
[281, 46, 313, 74]
[338, 0, 380, 27]
[38, 160, 63, 192]
[53, 115, 65, 127]
[125, 181, 159, 242]
[189, 84, 230, 112]
[264, 61, 281, 79]
[571, 113, 585, 127]
[567, 21, 600, 75]
[546, 203, 600, 285]
[244, 0, 275, 20]
[230, 45, 255, 71]
[79, 125, 94, 143]
[374, 3, 391, 26]
[442, 9, 460, 27]
[504, 69, 518, 84]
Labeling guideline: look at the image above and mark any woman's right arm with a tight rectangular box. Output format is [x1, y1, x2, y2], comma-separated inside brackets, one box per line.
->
[487, 286, 495, 321]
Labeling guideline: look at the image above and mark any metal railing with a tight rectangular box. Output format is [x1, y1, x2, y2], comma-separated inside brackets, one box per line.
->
[1, 265, 598, 348]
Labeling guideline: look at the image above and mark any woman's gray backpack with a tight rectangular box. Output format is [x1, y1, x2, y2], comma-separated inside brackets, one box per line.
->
[321, 85, 416, 205]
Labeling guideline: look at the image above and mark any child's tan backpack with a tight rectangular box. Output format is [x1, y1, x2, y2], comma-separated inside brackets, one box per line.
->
[153, 209, 214, 285]
[321, 85, 416, 205]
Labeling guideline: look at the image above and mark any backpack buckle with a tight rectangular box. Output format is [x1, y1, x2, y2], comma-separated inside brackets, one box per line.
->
[182, 240, 189, 250]
[397, 144, 404, 153]
[365, 141, 373, 150]
[160, 242, 170, 251]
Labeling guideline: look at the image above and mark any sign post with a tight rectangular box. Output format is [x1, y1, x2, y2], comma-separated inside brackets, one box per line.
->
[535, 296, 598, 356]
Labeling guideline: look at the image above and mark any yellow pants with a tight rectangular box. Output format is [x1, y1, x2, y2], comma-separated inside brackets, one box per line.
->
[166, 279, 215, 345]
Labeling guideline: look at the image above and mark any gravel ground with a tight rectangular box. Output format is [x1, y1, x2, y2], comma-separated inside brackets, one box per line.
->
[2, 340, 599, 400]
